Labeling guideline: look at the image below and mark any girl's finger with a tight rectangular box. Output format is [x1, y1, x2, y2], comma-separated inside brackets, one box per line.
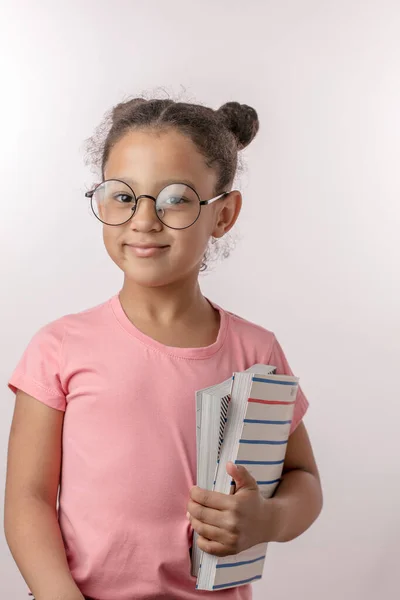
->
[196, 535, 235, 558]
[187, 501, 225, 529]
[189, 515, 234, 547]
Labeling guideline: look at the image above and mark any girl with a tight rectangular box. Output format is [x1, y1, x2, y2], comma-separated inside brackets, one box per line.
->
[4, 98, 323, 600]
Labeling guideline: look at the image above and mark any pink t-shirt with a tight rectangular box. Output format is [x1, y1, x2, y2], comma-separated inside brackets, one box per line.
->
[9, 295, 308, 600]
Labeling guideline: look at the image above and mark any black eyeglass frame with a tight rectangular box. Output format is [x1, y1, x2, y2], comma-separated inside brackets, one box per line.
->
[85, 179, 230, 230]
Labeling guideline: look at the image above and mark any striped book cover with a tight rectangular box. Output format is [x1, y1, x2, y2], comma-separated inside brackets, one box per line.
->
[195, 369, 298, 591]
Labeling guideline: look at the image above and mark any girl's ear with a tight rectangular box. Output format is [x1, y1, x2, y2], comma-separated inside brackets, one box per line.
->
[212, 191, 242, 239]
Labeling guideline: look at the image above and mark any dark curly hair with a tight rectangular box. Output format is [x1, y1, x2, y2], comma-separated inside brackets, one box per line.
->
[85, 95, 260, 270]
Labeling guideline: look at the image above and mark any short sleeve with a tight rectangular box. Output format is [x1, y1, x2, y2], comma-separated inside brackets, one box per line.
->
[269, 335, 309, 434]
[8, 321, 67, 411]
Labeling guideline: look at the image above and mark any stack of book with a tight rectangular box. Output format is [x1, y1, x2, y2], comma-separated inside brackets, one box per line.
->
[192, 364, 299, 591]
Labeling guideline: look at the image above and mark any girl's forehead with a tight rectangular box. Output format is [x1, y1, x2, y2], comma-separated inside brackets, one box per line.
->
[105, 128, 218, 191]
[108, 129, 199, 167]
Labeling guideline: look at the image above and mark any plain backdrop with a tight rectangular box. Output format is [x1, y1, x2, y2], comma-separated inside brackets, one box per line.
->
[1, 0, 399, 598]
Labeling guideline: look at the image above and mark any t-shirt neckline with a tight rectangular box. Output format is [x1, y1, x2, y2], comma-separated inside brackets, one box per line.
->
[110, 294, 229, 360]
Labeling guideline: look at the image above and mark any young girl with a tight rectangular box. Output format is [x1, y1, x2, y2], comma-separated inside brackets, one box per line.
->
[5, 98, 322, 600]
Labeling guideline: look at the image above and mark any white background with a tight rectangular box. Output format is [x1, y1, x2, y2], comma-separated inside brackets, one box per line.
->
[1, 0, 399, 598]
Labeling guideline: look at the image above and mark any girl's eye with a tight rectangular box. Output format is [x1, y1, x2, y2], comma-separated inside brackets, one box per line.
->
[114, 194, 134, 204]
[165, 196, 187, 205]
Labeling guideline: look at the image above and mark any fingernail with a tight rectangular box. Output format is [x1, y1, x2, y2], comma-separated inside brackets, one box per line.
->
[186, 511, 191, 520]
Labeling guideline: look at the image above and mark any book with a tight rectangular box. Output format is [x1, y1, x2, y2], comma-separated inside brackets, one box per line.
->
[191, 364, 299, 591]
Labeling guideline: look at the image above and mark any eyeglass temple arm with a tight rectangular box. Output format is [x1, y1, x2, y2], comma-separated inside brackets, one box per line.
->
[199, 192, 229, 206]
[85, 190, 95, 199]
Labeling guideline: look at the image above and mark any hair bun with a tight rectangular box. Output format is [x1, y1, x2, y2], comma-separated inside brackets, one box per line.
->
[216, 102, 259, 150]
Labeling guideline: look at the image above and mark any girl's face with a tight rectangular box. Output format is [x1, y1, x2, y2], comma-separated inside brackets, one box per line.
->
[102, 128, 241, 288]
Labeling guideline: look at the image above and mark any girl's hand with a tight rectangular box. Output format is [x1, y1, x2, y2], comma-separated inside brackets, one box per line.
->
[187, 462, 278, 557]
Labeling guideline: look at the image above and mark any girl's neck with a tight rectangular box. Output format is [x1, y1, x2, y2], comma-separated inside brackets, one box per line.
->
[119, 274, 211, 326]
[118, 274, 221, 348]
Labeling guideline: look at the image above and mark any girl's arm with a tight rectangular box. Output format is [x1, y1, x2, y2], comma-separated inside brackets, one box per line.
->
[4, 391, 84, 600]
[266, 421, 323, 543]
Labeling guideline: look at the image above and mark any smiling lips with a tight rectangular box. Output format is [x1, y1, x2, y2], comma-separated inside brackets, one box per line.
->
[125, 243, 170, 258]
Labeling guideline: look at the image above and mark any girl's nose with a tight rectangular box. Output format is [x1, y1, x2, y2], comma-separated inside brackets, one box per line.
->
[129, 196, 162, 232]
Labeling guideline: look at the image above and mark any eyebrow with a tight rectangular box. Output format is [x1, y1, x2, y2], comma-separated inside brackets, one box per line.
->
[110, 176, 198, 190]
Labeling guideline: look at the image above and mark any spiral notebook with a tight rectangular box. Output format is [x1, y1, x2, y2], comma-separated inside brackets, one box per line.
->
[191, 364, 299, 591]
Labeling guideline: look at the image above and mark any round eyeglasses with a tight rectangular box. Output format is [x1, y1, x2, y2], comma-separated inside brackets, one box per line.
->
[85, 180, 229, 230]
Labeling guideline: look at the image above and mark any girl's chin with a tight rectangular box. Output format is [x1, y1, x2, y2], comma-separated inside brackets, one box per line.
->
[121, 258, 202, 288]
